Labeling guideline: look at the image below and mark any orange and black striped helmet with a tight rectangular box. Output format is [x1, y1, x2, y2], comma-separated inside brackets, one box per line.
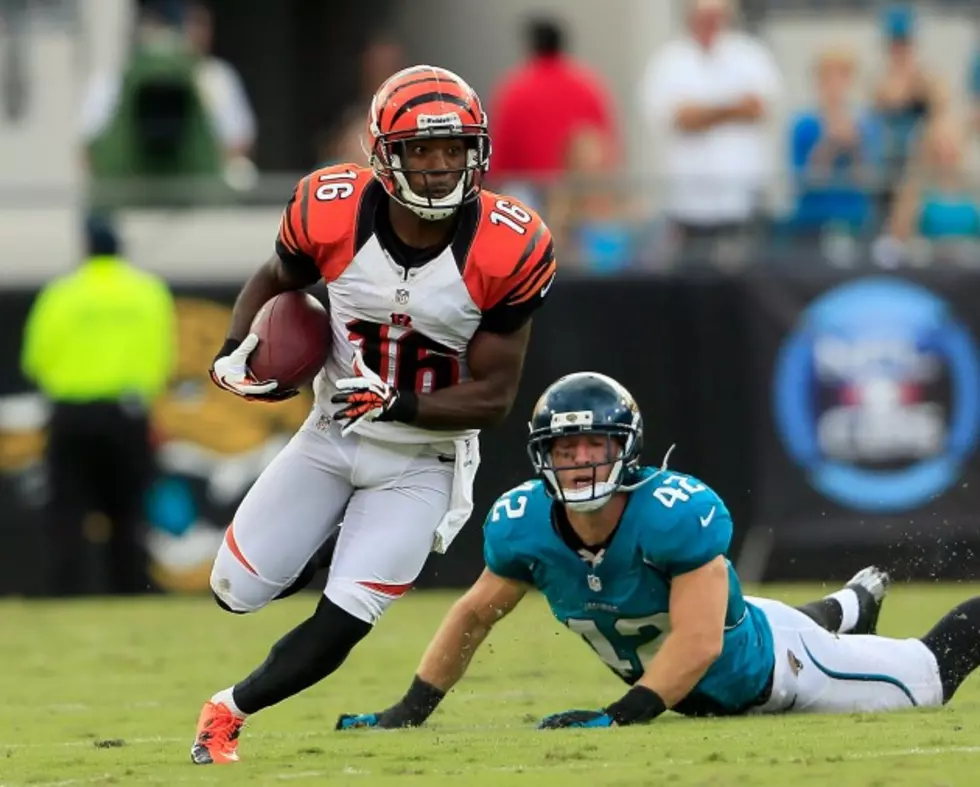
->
[368, 65, 490, 221]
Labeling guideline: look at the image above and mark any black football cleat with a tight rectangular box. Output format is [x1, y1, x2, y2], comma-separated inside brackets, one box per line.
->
[846, 566, 891, 635]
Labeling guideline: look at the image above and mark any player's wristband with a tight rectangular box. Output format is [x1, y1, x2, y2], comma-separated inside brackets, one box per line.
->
[605, 686, 667, 726]
[380, 390, 419, 424]
[400, 675, 445, 724]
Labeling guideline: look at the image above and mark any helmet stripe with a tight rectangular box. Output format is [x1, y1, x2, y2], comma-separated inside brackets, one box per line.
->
[385, 76, 443, 99]
[389, 91, 477, 127]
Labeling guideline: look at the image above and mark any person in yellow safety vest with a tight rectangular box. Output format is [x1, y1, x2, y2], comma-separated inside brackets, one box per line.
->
[21, 216, 176, 596]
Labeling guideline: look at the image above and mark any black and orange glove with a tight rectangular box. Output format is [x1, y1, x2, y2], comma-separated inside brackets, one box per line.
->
[330, 350, 417, 435]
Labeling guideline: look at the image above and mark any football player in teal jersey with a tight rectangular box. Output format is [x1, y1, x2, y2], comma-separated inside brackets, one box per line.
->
[336, 373, 980, 729]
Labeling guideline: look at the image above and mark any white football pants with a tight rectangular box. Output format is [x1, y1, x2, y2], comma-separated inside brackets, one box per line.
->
[747, 597, 944, 714]
[210, 406, 470, 623]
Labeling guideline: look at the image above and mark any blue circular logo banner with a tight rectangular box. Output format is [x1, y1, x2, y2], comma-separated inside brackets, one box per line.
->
[773, 277, 980, 512]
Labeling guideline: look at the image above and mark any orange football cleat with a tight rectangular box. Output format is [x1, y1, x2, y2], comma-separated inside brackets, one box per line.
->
[190, 701, 244, 764]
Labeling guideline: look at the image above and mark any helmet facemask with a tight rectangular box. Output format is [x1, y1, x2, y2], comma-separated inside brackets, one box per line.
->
[371, 126, 490, 221]
[528, 424, 641, 512]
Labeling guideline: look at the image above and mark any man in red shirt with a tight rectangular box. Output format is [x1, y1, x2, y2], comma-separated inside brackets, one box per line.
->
[489, 19, 617, 184]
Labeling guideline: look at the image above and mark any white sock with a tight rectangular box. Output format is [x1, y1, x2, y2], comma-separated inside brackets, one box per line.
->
[211, 687, 247, 718]
[825, 588, 860, 633]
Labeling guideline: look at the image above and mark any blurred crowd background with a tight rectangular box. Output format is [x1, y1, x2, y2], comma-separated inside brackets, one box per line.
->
[3, 0, 980, 595]
[6, 0, 980, 275]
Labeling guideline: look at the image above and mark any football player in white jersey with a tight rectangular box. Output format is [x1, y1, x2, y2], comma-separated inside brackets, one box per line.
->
[193, 65, 557, 764]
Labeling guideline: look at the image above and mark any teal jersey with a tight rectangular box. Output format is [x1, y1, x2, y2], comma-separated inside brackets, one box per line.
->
[483, 468, 774, 715]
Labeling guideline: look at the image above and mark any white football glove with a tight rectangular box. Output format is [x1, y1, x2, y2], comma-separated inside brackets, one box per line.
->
[210, 333, 296, 402]
[331, 350, 404, 435]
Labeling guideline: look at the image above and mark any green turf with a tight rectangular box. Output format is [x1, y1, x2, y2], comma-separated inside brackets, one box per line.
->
[1, 584, 979, 786]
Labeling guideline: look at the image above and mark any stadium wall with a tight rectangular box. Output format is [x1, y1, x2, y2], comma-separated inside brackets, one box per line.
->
[2, 271, 980, 595]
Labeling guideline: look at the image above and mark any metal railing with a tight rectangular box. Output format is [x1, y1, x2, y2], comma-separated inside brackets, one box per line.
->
[742, 0, 979, 23]
[1, 169, 978, 273]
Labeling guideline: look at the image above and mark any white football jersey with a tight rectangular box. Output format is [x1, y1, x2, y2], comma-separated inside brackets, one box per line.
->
[276, 165, 556, 445]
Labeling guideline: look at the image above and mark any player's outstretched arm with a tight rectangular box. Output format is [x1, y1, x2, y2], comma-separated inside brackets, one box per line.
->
[415, 568, 527, 691]
[330, 321, 532, 432]
[412, 322, 533, 430]
[336, 569, 526, 730]
[630, 555, 727, 707]
[538, 556, 728, 730]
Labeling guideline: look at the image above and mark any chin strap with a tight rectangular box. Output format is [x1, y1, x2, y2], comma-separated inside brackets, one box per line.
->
[618, 443, 676, 493]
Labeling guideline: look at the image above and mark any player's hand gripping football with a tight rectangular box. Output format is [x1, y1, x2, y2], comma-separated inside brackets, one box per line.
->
[537, 709, 613, 729]
[330, 349, 404, 435]
[210, 334, 298, 402]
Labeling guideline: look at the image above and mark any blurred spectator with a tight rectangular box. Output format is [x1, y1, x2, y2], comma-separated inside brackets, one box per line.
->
[969, 42, 980, 137]
[320, 108, 368, 167]
[20, 217, 176, 596]
[882, 115, 980, 266]
[81, 1, 256, 192]
[183, 2, 257, 160]
[317, 34, 406, 167]
[872, 5, 946, 201]
[640, 0, 781, 262]
[788, 47, 883, 237]
[488, 17, 617, 206]
[547, 126, 633, 274]
[361, 34, 407, 98]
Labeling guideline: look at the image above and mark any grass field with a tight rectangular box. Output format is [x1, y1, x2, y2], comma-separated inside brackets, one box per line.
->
[2, 584, 980, 786]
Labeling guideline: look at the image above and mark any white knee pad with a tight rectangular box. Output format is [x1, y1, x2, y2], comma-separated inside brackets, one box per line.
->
[325, 577, 412, 625]
[210, 545, 286, 613]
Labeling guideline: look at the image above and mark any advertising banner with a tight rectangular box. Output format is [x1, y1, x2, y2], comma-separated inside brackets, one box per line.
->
[11, 271, 974, 591]
[745, 272, 980, 549]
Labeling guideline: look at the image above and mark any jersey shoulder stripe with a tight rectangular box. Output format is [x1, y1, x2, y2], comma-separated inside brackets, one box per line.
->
[462, 189, 556, 313]
[276, 164, 377, 283]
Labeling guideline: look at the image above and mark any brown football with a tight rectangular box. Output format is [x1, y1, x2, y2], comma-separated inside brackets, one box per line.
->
[248, 292, 331, 389]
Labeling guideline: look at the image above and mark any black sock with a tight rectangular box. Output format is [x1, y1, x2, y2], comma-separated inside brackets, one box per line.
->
[232, 595, 372, 714]
[798, 586, 877, 634]
[797, 598, 844, 633]
[921, 596, 980, 703]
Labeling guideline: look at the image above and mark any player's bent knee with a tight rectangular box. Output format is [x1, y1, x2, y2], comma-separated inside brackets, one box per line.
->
[325, 577, 411, 625]
[209, 577, 267, 614]
[212, 590, 248, 614]
[209, 555, 285, 614]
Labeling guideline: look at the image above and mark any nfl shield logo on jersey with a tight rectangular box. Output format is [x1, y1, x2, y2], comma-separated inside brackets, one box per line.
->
[395, 288, 410, 305]
[587, 574, 602, 593]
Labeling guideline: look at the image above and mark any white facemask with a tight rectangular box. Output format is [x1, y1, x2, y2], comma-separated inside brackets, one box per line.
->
[544, 458, 625, 512]
[389, 149, 478, 221]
